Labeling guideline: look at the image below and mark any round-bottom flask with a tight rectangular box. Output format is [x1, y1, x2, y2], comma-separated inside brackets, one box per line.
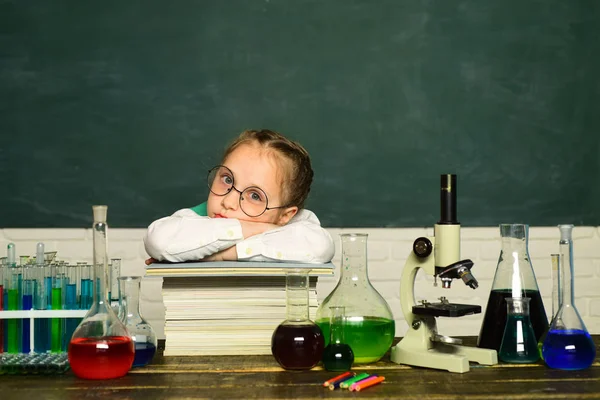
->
[271, 270, 324, 370]
[119, 276, 158, 367]
[322, 306, 354, 371]
[68, 206, 134, 380]
[542, 225, 596, 370]
[316, 234, 394, 364]
[499, 297, 539, 363]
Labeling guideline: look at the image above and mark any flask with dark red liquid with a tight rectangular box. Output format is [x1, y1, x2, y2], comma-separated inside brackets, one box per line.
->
[68, 206, 134, 379]
[271, 270, 324, 370]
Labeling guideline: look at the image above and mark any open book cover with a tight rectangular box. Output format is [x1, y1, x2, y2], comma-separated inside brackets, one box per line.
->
[145, 260, 335, 277]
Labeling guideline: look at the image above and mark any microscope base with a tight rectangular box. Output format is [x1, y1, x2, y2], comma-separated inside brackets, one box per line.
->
[390, 325, 498, 373]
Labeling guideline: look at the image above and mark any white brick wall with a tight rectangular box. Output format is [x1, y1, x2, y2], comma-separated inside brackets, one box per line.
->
[2, 226, 599, 339]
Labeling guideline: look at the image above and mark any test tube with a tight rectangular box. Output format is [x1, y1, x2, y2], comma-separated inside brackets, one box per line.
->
[7, 243, 22, 353]
[34, 244, 50, 353]
[21, 263, 34, 353]
[109, 258, 121, 312]
[79, 262, 93, 310]
[63, 263, 80, 351]
[50, 263, 63, 353]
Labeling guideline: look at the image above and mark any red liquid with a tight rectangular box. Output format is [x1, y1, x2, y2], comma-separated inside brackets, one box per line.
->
[271, 323, 324, 370]
[68, 336, 134, 379]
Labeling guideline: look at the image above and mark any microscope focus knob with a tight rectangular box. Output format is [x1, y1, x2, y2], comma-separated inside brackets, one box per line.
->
[413, 237, 433, 258]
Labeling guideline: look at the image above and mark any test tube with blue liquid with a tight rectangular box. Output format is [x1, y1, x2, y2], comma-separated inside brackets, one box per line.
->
[62, 263, 80, 351]
[79, 262, 93, 310]
[21, 262, 35, 353]
[6, 244, 21, 353]
[34, 243, 50, 353]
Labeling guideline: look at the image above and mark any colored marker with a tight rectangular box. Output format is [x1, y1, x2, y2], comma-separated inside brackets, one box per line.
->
[329, 374, 357, 390]
[322, 371, 353, 387]
[350, 375, 379, 391]
[355, 376, 385, 391]
[340, 372, 370, 389]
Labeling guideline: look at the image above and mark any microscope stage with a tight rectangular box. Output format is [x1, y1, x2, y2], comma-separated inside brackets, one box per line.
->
[412, 303, 481, 317]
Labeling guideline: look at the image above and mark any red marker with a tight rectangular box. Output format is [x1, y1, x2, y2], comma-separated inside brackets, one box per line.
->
[322, 371, 354, 387]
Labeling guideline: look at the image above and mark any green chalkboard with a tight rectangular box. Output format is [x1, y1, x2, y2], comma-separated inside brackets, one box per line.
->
[1, 1, 599, 228]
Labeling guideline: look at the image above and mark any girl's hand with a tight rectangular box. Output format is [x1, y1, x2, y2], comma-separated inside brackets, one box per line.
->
[202, 246, 238, 262]
[145, 257, 158, 265]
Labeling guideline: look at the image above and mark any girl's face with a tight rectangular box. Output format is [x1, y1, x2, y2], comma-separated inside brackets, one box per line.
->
[207, 143, 298, 225]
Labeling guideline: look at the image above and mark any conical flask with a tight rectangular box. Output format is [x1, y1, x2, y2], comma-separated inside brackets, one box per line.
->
[542, 225, 596, 370]
[118, 276, 158, 367]
[271, 269, 324, 370]
[498, 297, 539, 363]
[315, 234, 394, 364]
[478, 224, 548, 351]
[68, 205, 134, 380]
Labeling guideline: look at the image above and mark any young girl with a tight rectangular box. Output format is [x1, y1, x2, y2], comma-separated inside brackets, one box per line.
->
[144, 129, 335, 264]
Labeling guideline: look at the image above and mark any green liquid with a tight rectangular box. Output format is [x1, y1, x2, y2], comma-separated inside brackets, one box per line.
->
[316, 317, 394, 364]
[51, 287, 62, 353]
[7, 289, 20, 353]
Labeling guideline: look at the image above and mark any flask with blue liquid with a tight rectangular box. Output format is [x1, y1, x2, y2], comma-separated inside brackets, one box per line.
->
[542, 225, 595, 370]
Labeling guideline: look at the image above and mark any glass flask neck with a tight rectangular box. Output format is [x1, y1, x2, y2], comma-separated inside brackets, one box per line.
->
[93, 219, 110, 308]
[285, 271, 310, 322]
[492, 223, 540, 293]
[550, 254, 562, 318]
[340, 234, 369, 281]
[119, 277, 142, 321]
[329, 306, 346, 344]
[500, 224, 528, 250]
[558, 227, 575, 307]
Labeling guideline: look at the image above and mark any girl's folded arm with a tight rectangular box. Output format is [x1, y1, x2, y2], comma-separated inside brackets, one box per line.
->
[235, 209, 335, 264]
[143, 209, 244, 262]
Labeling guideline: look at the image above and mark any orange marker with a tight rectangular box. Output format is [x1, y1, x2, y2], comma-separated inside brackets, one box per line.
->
[322, 371, 353, 387]
[354, 376, 385, 391]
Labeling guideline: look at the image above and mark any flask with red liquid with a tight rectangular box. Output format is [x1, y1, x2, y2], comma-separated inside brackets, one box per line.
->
[271, 269, 324, 370]
[67, 205, 134, 379]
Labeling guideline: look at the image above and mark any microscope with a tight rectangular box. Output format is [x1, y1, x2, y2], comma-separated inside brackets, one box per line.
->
[390, 174, 498, 373]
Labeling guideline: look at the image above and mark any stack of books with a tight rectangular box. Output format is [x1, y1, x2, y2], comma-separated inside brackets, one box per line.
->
[145, 261, 334, 356]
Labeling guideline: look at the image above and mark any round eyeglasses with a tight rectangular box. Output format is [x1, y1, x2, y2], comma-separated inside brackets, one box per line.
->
[207, 165, 291, 217]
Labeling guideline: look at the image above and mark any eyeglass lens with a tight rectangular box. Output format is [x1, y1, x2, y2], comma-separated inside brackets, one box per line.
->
[207, 166, 269, 217]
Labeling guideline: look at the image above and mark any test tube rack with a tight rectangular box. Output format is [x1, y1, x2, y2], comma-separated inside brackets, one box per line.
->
[0, 309, 87, 374]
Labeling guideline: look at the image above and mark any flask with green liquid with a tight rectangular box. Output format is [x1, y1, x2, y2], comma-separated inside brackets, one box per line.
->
[315, 234, 395, 364]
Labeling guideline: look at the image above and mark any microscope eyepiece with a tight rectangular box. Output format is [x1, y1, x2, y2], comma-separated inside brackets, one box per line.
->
[438, 174, 458, 225]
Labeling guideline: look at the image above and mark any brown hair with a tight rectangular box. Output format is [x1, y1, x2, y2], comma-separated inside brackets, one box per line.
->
[222, 129, 314, 209]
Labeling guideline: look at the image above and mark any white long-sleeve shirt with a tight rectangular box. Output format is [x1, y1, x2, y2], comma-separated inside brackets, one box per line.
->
[144, 208, 335, 264]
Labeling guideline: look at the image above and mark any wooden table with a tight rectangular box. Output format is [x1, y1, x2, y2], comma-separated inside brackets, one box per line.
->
[1, 338, 599, 399]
